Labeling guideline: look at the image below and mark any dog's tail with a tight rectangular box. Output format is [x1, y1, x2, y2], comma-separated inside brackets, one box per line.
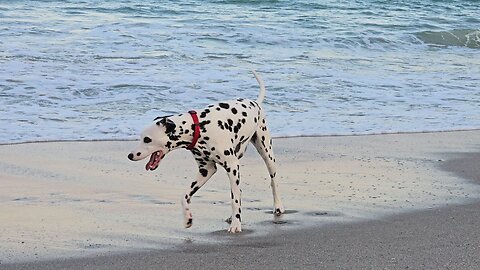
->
[252, 70, 266, 104]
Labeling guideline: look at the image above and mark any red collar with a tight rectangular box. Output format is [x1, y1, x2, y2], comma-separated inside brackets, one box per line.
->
[187, 110, 200, 150]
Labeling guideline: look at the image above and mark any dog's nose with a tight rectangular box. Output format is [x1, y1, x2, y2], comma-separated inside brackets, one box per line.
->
[128, 153, 134, 160]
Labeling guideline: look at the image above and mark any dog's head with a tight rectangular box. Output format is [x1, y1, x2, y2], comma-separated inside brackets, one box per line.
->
[128, 116, 177, 171]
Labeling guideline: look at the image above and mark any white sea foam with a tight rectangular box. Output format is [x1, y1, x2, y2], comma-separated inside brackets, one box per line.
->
[0, 0, 479, 143]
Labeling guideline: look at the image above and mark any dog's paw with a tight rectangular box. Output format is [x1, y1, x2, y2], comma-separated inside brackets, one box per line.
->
[274, 205, 285, 216]
[227, 219, 242, 233]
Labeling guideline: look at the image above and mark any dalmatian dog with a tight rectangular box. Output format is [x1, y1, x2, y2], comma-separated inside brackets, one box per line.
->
[128, 70, 284, 233]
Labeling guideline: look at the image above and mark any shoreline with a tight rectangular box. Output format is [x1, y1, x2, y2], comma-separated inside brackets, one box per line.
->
[1, 127, 480, 146]
[1, 130, 480, 268]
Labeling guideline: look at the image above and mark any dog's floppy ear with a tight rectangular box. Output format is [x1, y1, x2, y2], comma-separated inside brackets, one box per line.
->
[156, 117, 176, 134]
[153, 115, 173, 121]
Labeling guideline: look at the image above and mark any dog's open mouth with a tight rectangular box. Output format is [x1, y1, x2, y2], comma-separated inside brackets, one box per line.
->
[145, 151, 164, 171]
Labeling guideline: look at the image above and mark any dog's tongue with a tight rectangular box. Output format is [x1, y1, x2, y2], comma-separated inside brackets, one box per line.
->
[145, 151, 164, 171]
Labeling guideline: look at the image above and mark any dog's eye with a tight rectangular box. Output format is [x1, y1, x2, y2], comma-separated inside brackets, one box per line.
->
[143, 137, 152, 144]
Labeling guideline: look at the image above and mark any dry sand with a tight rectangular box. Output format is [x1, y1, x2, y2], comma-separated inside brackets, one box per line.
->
[1, 130, 480, 268]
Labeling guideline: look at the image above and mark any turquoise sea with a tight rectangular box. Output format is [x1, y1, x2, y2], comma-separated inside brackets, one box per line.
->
[0, 0, 479, 143]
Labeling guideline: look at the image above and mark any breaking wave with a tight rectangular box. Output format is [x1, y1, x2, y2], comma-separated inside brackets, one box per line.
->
[415, 29, 480, 49]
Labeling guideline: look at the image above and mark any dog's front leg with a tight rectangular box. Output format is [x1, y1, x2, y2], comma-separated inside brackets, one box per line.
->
[182, 162, 217, 228]
[224, 160, 242, 233]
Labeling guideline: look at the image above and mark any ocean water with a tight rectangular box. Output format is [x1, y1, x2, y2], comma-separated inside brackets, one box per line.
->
[0, 0, 479, 144]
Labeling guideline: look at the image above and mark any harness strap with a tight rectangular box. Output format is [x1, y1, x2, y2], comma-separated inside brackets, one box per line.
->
[187, 110, 200, 150]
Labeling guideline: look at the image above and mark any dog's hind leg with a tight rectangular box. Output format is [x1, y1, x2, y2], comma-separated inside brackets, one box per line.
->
[251, 118, 285, 216]
[182, 161, 217, 228]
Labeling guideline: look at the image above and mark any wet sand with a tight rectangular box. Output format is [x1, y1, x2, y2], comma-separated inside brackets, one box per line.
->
[1, 131, 480, 269]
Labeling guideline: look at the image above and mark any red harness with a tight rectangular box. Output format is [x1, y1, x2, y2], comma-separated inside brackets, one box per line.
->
[187, 110, 200, 150]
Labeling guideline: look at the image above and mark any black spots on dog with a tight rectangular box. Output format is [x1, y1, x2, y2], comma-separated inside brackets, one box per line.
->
[231, 191, 234, 199]
[191, 148, 202, 156]
[218, 120, 224, 130]
[234, 143, 241, 155]
[224, 150, 230, 156]
[242, 111, 248, 117]
[185, 194, 191, 204]
[216, 107, 221, 111]
[231, 108, 238, 114]
[236, 179, 240, 185]
[190, 186, 200, 197]
[199, 120, 211, 133]
[261, 135, 267, 148]
[241, 103, 247, 109]
[199, 168, 208, 177]
[203, 136, 210, 140]
[168, 134, 181, 141]
[233, 121, 242, 134]
[196, 159, 207, 167]
[238, 208, 242, 214]
[182, 121, 187, 125]
[253, 117, 258, 123]
[235, 214, 241, 221]
[237, 98, 244, 102]
[211, 147, 215, 151]
[249, 101, 256, 107]
[143, 137, 152, 144]
[233, 169, 237, 176]
[163, 118, 180, 141]
[187, 218, 192, 226]
[158, 118, 176, 134]
[200, 109, 210, 119]
[190, 181, 197, 188]
[219, 103, 230, 109]
[270, 172, 276, 178]
[202, 150, 211, 156]
[216, 155, 221, 160]
[219, 119, 234, 132]
[176, 141, 190, 148]
[241, 118, 246, 124]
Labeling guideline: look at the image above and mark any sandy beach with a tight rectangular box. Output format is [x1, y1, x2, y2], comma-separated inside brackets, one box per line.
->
[1, 130, 480, 269]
